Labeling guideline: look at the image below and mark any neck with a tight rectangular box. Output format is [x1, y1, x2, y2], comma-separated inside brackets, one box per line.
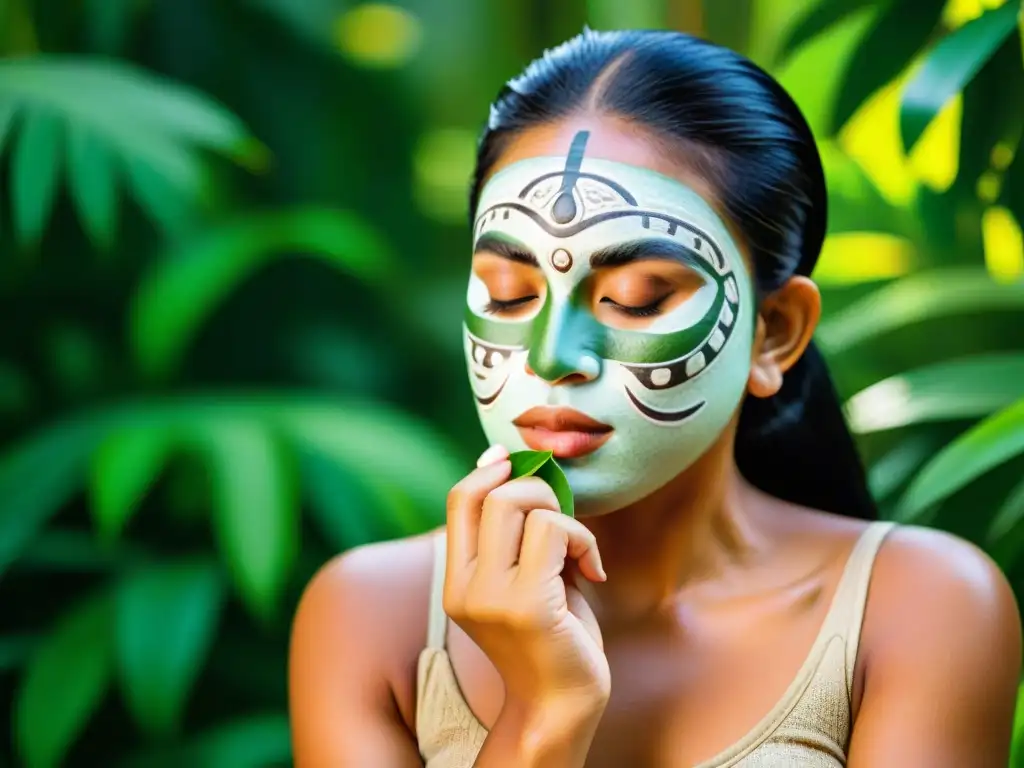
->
[579, 434, 766, 620]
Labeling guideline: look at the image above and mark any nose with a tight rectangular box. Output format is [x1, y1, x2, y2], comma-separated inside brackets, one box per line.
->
[525, 302, 601, 385]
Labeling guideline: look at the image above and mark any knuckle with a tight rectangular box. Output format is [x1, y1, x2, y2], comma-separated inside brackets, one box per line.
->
[445, 482, 467, 512]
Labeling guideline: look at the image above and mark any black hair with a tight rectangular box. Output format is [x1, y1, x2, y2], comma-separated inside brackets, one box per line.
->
[469, 28, 877, 520]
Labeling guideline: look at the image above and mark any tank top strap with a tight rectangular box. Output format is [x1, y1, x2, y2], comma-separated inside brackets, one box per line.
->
[818, 520, 897, 695]
[426, 533, 449, 650]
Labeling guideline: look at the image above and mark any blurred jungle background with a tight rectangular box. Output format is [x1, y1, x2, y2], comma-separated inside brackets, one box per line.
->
[1, 0, 1024, 765]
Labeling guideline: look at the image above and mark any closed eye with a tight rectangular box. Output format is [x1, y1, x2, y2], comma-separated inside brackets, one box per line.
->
[599, 294, 669, 318]
[483, 295, 538, 314]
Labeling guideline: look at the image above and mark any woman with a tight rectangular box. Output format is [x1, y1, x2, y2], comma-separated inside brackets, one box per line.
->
[289, 29, 1021, 767]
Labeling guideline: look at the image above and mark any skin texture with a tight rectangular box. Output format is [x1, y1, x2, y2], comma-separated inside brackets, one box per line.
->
[288, 115, 1022, 767]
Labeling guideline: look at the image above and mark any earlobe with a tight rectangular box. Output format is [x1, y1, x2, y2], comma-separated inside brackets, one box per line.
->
[746, 276, 821, 399]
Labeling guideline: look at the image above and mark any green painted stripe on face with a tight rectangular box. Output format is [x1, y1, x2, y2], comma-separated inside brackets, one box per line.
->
[464, 264, 737, 368]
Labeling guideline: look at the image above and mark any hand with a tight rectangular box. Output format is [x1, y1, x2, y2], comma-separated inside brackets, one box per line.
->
[443, 444, 611, 714]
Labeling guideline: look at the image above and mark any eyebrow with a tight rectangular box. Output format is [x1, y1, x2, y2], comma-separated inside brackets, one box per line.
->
[472, 234, 539, 266]
[590, 238, 704, 270]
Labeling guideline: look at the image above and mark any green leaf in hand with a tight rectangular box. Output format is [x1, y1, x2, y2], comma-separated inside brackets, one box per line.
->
[507, 450, 574, 518]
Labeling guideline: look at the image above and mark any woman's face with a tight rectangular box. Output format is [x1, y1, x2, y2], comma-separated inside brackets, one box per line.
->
[465, 117, 756, 516]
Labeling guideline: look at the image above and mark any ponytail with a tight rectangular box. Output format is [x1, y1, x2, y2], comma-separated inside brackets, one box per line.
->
[735, 340, 877, 520]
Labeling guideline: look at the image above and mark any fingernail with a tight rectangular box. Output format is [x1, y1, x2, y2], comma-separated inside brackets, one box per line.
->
[476, 444, 510, 468]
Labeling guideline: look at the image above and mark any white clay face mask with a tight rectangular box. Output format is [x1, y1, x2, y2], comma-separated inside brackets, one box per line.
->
[464, 131, 755, 516]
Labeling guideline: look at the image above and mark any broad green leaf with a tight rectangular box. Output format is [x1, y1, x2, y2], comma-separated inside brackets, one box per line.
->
[0, 420, 101, 579]
[509, 450, 551, 479]
[90, 425, 173, 542]
[123, 157, 202, 236]
[867, 434, 936, 502]
[830, 0, 946, 135]
[299, 446, 411, 548]
[115, 558, 225, 738]
[986, 476, 1024, 545]
[66, 125, 118, 250]
[14, 592, 115, 768]
[845, 353, 1024, 433]
[200, 420, 298, 621]
[901, 2, 1020, 152]
[0, 57, 260, 243]
[896, 397, 1024, 521]
[816, 267, 1024, 353]
[775, 0, 875, 63]
[0, 102, 17, 152]
[276, 397, 465, 522]
[0, 58, 252, 158]
[1010, 680, 1024, 767]
[11, 108, 62, 248]
[508, 450, 575, 518]
[775, 7, 880, 137]
[131, 208, 396, 379]
[120, 713, 292, 768]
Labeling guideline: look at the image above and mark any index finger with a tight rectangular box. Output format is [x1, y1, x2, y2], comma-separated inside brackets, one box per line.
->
[446, 459, 511, 571]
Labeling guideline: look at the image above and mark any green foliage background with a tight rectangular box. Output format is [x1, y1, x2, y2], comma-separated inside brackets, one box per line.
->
[1, 0, 1023, 765]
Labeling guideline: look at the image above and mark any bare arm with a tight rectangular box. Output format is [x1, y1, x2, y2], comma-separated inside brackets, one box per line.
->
[289, 541, 430, 768]
[848, 527, 1022, 767]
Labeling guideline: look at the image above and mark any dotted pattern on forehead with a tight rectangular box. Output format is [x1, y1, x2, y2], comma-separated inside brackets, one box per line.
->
[550, 248, 573, 273]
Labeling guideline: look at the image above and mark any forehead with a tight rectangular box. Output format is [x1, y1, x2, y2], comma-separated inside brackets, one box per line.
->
[474, 135, 740, 270]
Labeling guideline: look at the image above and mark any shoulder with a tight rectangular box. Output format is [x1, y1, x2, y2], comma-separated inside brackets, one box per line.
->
[869, 524, 1019, 637]
[289, 531, 441, 724]
[860, 524, 1021, 698]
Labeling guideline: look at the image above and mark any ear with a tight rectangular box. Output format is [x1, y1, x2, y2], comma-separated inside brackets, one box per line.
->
[748, 276, 821, 398]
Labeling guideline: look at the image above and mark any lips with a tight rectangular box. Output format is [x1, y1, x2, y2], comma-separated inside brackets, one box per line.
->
[512, 406, 613, 459]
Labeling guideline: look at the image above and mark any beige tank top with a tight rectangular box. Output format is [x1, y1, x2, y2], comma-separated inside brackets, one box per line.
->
[416, 521, 895, 767]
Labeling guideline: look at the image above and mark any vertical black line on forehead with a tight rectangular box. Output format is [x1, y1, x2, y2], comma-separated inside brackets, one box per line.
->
[550, 130, 591, 224]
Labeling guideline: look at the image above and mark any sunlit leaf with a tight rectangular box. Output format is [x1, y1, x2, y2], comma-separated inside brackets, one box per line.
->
[11, 108, 62, 248]
[66, 125, 118, 251]
[131, 208, 396, 379]
[90, 425, 173, 542]
[831, 0, 946, 135]
[14, 592, 115, 768]
[120, 713, 292, 768]
[776, 0, 877, 61]
[200, 420, 298, 621]
[775, 7, 879, 136]
[508, 450, 574, 518]
[896, 396, 1024, 521]
[1011, 679, 1024, 767]
[0, 420, 101, 579]
[901, 2, 1020, 152]
[115, 558, 226, 738]
[845, 353, 1024, 433]
[816, 267, 1024, 353]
